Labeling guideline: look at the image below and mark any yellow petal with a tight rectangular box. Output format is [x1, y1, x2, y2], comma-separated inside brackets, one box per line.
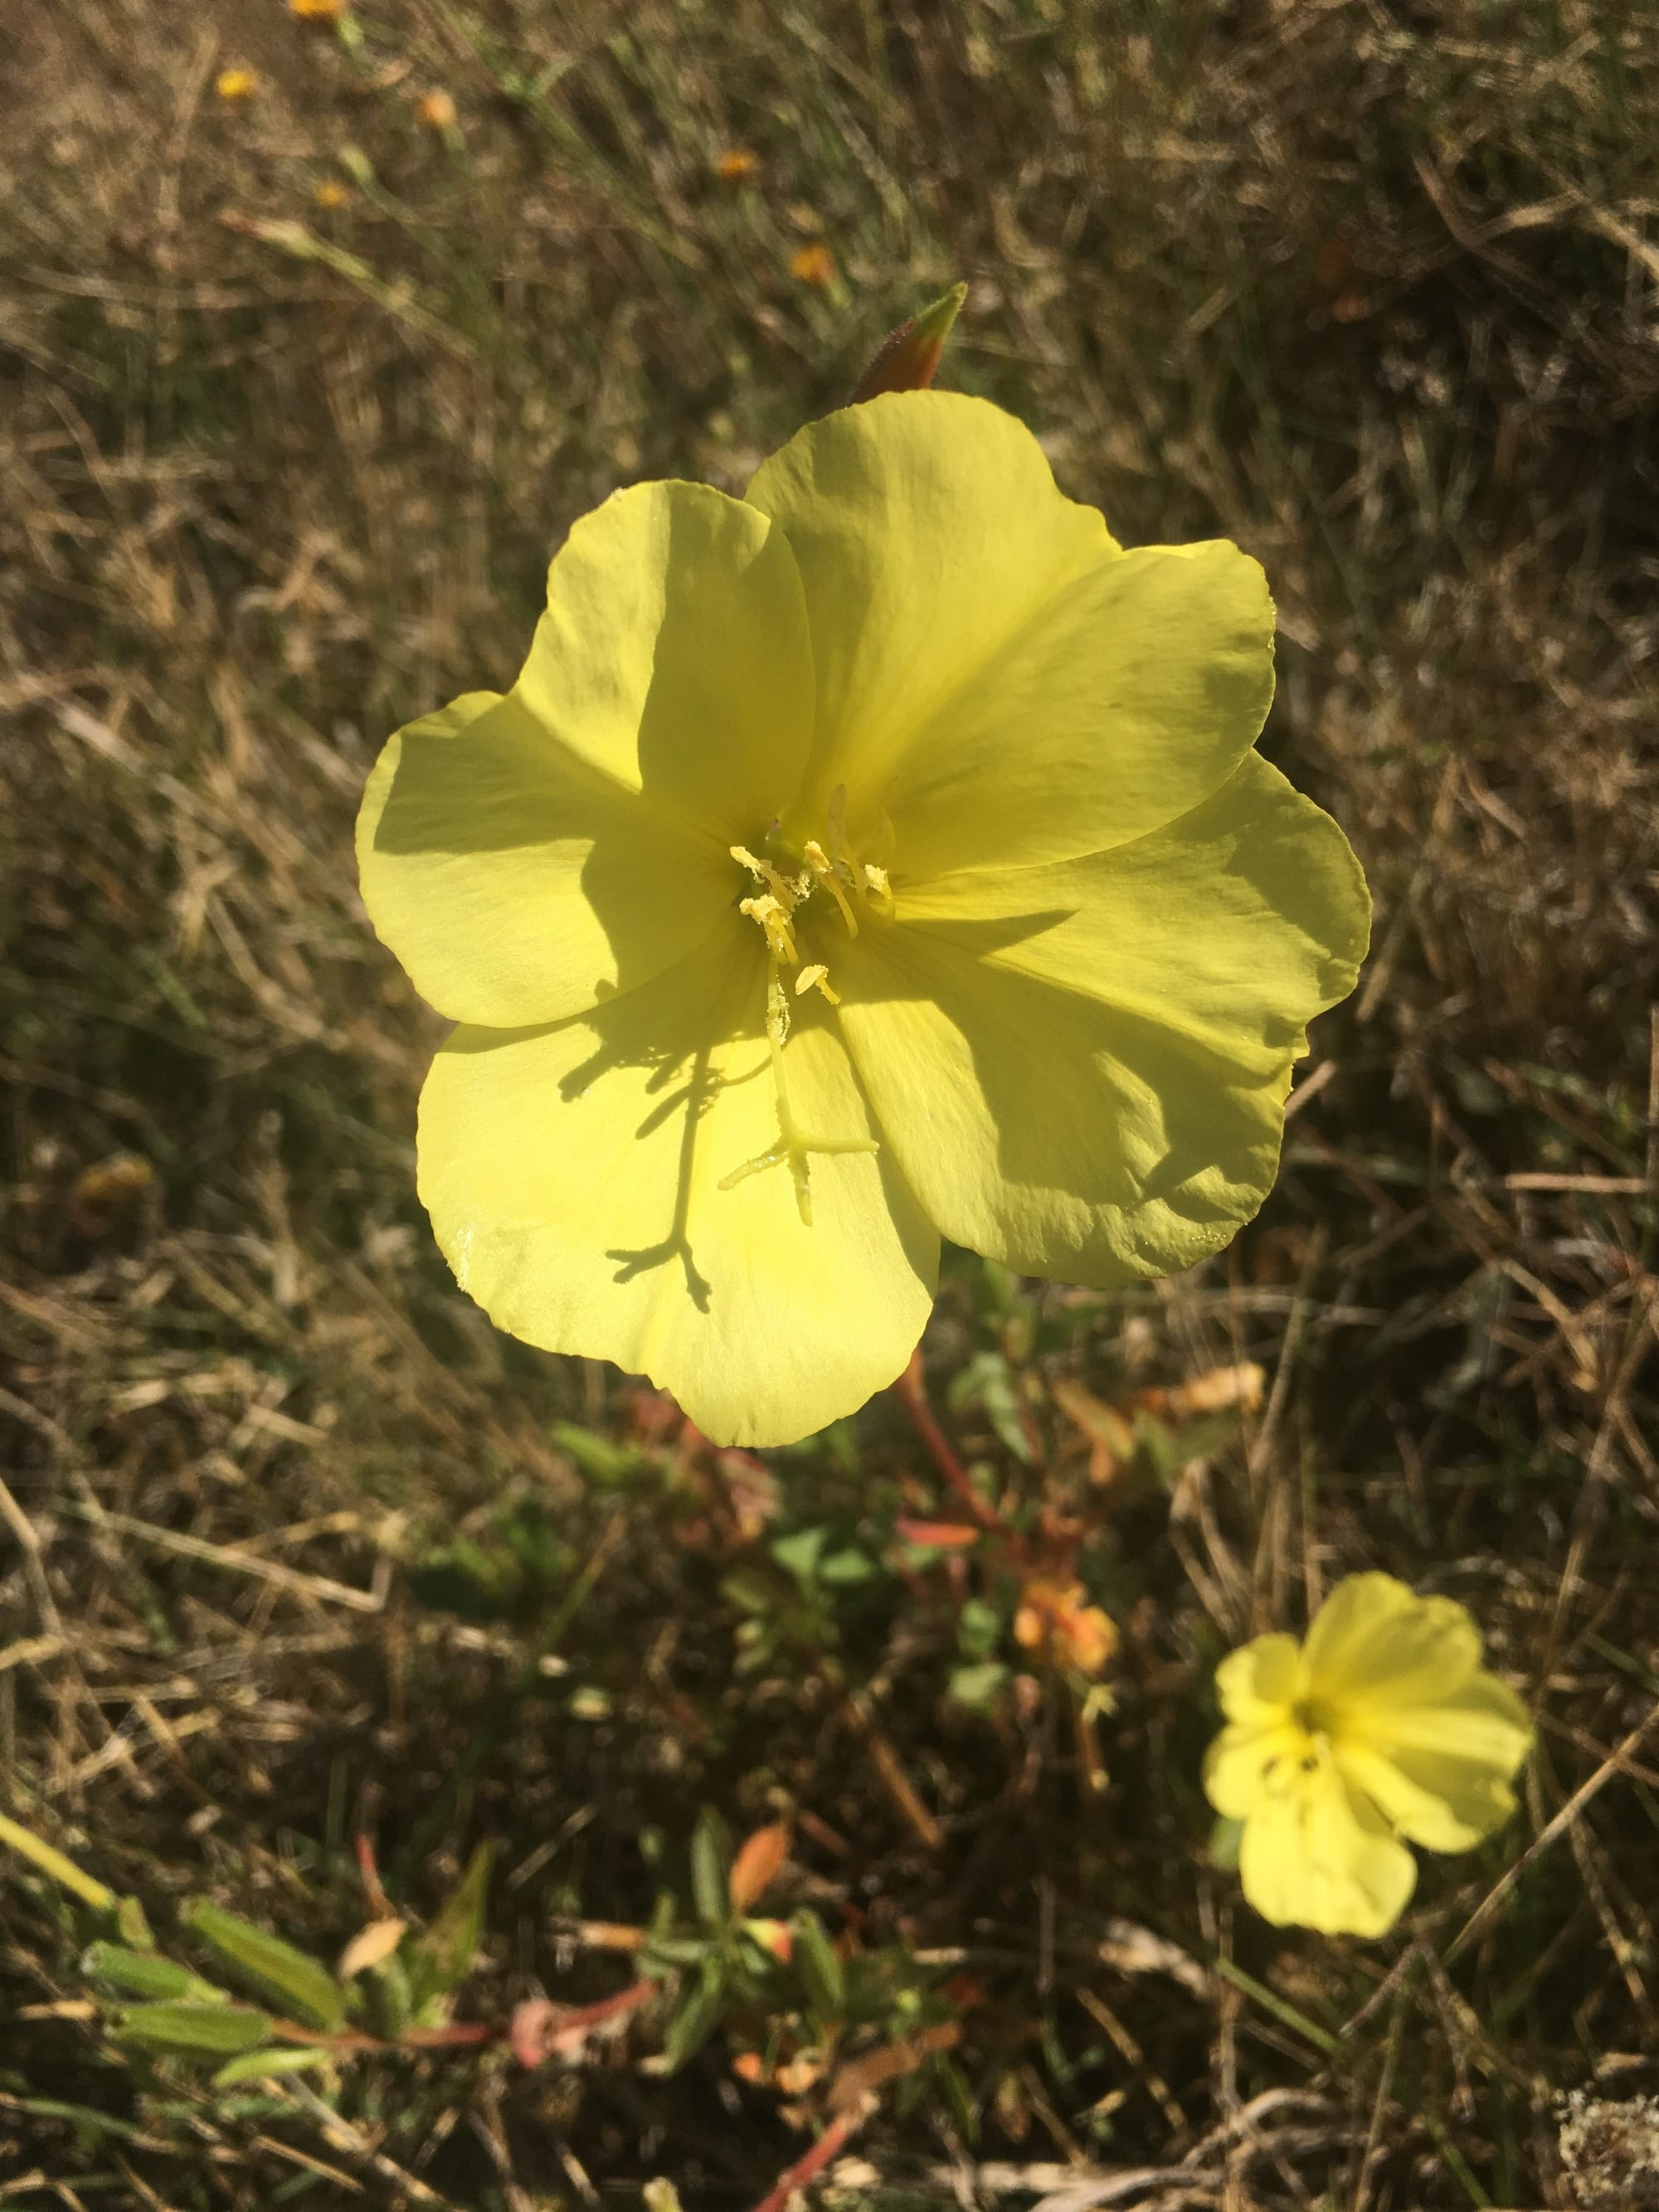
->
[1335, 1673, 1533, 1851]
[888, 537, 1277, 881]
[751, 394, 1277, 874]
[416, 931, 937, 1446]
[1302, 1573, 1481, 1711]
[1214, 1632, 1302, 1725]
[515, 479, 815, 849]
[893, 755, 1370, 1070]
[827, 755, 1365, 1286]
[358, 690, 727, 1026]
[1237, 1757, 1417, 1938]
[832, 933, 1282, 1290]
[746, 392, 1119, 856]
[358, 479, 815, 1027]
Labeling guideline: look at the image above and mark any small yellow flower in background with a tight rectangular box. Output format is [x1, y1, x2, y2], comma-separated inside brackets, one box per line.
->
[1014, 1578, 1118, 1677]
[313, 178, 350, 210]
[789, 241, 834, 288]
[289, 0, 346, 18]
[215, 68, 258, 103]
[1204, 1573, 1534, 1937]
[715, 148, 760, 182]
[358, 391, 1369, 1445]
[418, 89, 457, 132]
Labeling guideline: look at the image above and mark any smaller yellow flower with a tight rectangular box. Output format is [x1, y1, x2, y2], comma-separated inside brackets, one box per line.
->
[215, 68, 258, 103]
[715, 148, 759, 182]
[418, 89, 457, 131]
[314, 178, 350, 210]
[290, 0, 346, 17]
[1203, 1573, 1533, 1937]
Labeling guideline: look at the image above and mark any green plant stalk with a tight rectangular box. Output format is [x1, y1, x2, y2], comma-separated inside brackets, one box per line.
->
[1213, 1955, 1340, 2056]
[0, 1812, 114, 1912]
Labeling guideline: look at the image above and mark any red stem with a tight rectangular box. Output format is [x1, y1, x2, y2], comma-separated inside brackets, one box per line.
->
[895, 1352, 1024, 1562]
[265, 1979, 655, 2061]
[745, 2106, 868, 2212]
[353, 1831, 393, 1919]
[547, 1978, 656, 2049]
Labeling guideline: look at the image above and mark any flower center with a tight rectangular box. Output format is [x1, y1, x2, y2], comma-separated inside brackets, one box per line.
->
[720, 785, 891, 1226]
[728, 783, 893, 1009]
[1292, 1696, 1338, 1741]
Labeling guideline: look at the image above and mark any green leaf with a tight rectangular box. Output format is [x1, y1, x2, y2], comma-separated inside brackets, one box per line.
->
[550, 1422, 652, 1485]
[791, 1910, 844, 2018]
[119, 2001, 275, 2057]
[718, 1568, 780, 1616]
[689, 1809, 732, 1932]
[496, 1498, 571, 1589]
[947, 1349, 1033, 1463]
[640, 1933, 714, 1971]
[947, 1660, 1010, 1714]
[406, 1841, 493, 2007]
[180, 1903, 344, 2031]
[212, 2045, 336, 2088]
[1208, 1814, 1244, 1871]
[934, 2054, 976, 2134]
[82, 1942, 229, 2005]
[817, 1546, 879, 1587]
[770, 1526, 827, 1584]
[659, 1962, 727, 2073]
[956, 1597, 1003, 1662]
[4, 2096, 152, 2146]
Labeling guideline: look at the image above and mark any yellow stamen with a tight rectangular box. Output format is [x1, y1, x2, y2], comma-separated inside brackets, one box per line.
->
[730, 843, 799, 908]
[801, 840, 859, 937]
[862, 862, 893, 910]
[739, 893, 797, 966]
[794, 963, 840, 1006]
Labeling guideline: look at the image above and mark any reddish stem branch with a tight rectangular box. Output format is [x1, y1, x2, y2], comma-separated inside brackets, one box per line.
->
[265, 1979, 655, 2066]
[895, 1351, 1025, 1563]
[547, 1978, 656, 2047]
[353, 1831, 393, 1919]
[745, 2103, 870, 2212]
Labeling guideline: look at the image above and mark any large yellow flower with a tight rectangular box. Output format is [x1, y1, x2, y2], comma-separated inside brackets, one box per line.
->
[1203, 1573, 1535, 1937]
[357, 394, 1369, 1445]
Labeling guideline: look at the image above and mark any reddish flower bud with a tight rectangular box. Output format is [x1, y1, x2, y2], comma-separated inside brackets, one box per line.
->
[850, 282, 967, 404]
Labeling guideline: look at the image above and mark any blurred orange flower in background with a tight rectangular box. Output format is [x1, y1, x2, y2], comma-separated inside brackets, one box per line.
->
[289, 0, 346, 19]
[1014, 1579, 1118, 1676]
[716, 148, 759, 182]
[215, 68, 258, 103]
[789, 242, 834, 288]
[418, 90, 457, 131]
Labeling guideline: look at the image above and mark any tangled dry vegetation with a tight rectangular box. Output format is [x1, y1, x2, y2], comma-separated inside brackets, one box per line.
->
[2, 1, 1657, 2205]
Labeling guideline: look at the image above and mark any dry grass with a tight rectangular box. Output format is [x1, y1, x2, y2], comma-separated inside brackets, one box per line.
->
[2, 0, 1658, 2205]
